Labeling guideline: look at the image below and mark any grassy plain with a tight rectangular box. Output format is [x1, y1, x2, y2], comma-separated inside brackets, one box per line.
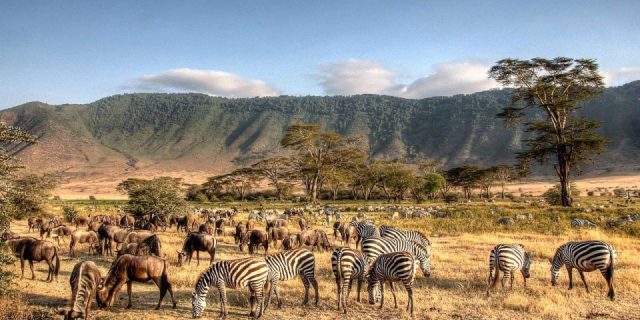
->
[3, 198, 640, 320]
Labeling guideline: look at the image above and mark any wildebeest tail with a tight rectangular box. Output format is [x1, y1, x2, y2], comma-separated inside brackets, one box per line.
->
[54, 246, 60, 280]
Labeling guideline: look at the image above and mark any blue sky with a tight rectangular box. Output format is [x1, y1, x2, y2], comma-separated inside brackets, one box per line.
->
[1, 0, 640, 108]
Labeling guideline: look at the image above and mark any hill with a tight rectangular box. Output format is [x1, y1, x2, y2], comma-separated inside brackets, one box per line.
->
[1, 82, 639, 196]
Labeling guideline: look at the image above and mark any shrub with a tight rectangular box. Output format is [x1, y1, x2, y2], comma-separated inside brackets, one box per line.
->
[444, 193, 459, 203]
[62, 205, 78, 223]
[543, 184, 581, 205]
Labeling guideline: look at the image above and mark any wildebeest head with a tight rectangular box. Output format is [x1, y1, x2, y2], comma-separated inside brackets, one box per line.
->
[177, 251, 187, 267]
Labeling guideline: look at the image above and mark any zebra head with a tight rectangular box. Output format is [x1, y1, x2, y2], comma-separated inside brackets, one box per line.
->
[414, 243, 431, 277]
[191, 288, 207, 318]
[549, 250, 562, 286]
[367, 276, 381, 305]
[522, 252, 532, 278]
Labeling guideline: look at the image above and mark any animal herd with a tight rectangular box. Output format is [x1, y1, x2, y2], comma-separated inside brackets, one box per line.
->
[1, 208, 619, 319]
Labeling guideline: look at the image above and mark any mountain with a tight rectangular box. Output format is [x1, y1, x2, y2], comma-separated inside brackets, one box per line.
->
[2, 81, 640, 195]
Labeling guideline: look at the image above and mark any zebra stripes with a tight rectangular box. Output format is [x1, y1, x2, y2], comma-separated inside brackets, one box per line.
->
[265, 248, 318, 308]
[380, 225, 431, 247]
[571, 218, 597, 228]
[331, 247, 367, 313]
[361, 237, 431, 277]
[367, 251, 417, 317]
[487, 244, 531, 292]
[550, 240, 616, 300]
[349, 220, 380, 248]
[66, 260, 102, 320]
[191, 257, 271, 319]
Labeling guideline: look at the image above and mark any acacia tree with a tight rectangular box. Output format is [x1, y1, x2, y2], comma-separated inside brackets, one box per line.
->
[489, 57, 607, 206]
[446, 166, 481, 199]
[207, 168, 259, 201]
[494, 164, 517, 199]
[424, 173, 446, 200]
[117, 177, 186, 217]
[281, 124, 365, 203]
[251, 157, 293, 200]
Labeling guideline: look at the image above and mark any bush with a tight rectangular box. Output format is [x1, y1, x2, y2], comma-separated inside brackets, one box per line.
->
[444, 193, 459, 203]
[62, 205, 78, 223]
[543, 184, 580, 205]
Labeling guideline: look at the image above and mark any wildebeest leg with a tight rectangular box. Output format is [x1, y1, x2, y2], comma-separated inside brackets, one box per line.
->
[210, 248, 215, 264]
[47, 257, 55, 282]
[19, 256, 25, 278]
[126, 281, 133, 309]
[29, 259, 36, 280]
[151, 278, 165, 310]
[578, 271, 590, 292]
[196, 251, 200, 266]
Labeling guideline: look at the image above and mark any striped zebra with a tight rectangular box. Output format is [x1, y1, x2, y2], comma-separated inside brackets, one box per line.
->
[264, 248, 318, 309]
[361, 237, 431, 277]
[191, 257, 271, 319]
[570, 218, 597, 228]
[331, 247, 367, 313]
[380, 225, 431, 247]
[487, 244, 532, 293]
[349, 220, 379, 248]
[550, 240, 616, 300]
[62, 260, 102, 320]
[367, 251, 418, 317]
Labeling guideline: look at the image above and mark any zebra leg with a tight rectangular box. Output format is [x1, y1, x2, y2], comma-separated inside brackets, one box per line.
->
[578, 271, 590, 293]
[567, 266, 573, 290]
[217, 281, 228, 318]
[356, 278, 363, 303]
[301, 275, 310, 305]
[501, 271, 509, 289]
[253, 282, 265, 318]
[406, 286, 414, 316]
[310, 275, 319, 305]
[335, 277, 342, 312]
[510, 272, 515, 289]
[388, 281, 397, 309]
[342, 279, 350, 313]
[274, 278, 282, 308]
[378, 283, 385, 309]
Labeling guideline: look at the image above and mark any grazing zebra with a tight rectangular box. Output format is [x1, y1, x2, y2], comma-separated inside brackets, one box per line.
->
[570, 218, 597, 228]
[361, 237, 431, 277]
[331, 247, 367, 313]
[487, 244, 532, 292]
[264, 248, 318, 308]
[61, 260, 102, 320]
[367, 251, 417, 317]
[349, 220, 379, 248]
[379, 225, 431, 247]
[191, 257, 271, 319]
[550, 240, 616, 300]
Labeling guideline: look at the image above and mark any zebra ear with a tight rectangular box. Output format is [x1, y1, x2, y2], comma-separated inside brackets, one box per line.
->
[547, 257, 552, 264]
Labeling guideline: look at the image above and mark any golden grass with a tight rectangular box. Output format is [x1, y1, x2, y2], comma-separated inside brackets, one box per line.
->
[5, 207, 640, 320]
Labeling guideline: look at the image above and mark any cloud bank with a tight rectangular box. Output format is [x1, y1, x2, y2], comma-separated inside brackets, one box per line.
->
[318, 59, 498, 98]
[137, 68, 279, 98]
[603, 66, 640, 87]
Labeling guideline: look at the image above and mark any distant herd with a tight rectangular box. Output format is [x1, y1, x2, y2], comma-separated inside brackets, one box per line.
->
[0, 206, 618, 319]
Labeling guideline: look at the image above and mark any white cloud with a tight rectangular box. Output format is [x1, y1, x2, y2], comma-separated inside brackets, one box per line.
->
[136, 68, 279, 98]
[318, 59, 498, 98]
[602, 66, 640, 87]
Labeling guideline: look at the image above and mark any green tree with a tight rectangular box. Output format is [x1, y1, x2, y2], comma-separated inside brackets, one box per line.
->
[445, 166, 482, 199]
[374, 160, 419, 202]
[424, 173, 446, 200]
[6, 174, 57, 219]
[489, 57, 607, 206]
[281, 124, 365, 203]
[206, 168, 259, 201]
[117, 177, 186, 217]
[494, 164, 517, 199]
[251, 157, 293, 201]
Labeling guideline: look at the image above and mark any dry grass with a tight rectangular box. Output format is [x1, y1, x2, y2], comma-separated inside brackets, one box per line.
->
[5, 203, 640, 320]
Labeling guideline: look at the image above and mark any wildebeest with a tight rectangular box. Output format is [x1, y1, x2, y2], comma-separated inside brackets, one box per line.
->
[1, 229, 18, 240]
[119, 215, 135, 229]
[240, 230, 269, 255]
[51, 225, 75, 245]
[87, 222, 102, 233]
[333, 221, 356, 246]
[234, 222, 247, 244]
[73, 216, 90, 228]
[282, 235, 299, 250]
[266, 219, 288, 231]
[177, 232, 217, 267]
[298, 219, 308, 231]
[40, 220, 54, 239]
[198, 223, 216, 236]
[124, 230, 155, 244]
[98, 224, 124, 256]
[297, 229, 331, 252]
[215, 219, 235, 236]
[269, 226, 290, 249]
[97, 254, 177, 310]
[69, 230, 100, 258]
[28, 217, 42, 233]
[60, 260, 102, 320]
[117, 235, 162, 257]
[246, 220, 256, 230]
[6, 237, 60, 281]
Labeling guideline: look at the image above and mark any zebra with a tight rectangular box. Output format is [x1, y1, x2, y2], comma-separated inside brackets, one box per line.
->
[191, 257, 271, 319]
[367, 251, 418, 317]
[550, 240, 616, 300]
[331, 247, 367, 313]
[570, 218, 597, 228]
[486, 244, 532, 293]
[264, 248, 318, 309]
[361, 237, 431, 277]
[379, 225, 431, 247]
[349, 220, 379, 248]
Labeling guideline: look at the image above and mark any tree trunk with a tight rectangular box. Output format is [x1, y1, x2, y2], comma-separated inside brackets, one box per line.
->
[311, 176, 319, 204]
[500, 182, 505, 199]
[556, 145, 572, 207]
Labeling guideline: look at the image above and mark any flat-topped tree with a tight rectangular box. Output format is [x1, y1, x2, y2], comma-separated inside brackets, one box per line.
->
[489, 57, 607, 207]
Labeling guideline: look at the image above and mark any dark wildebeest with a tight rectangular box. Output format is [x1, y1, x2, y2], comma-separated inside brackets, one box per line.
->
[119, 215, 135, 229]
[282, 235, 299, 250]
[269, 226, 290, 249]
[171, 215, 190, 233]
[6, 237, 60, 281]
[59, 260, 102, 320]
[73, 216, 90, 228]
[40, 220, 54, 239]
[234, 222, 247, 244]
[87, 222, 102, 233]
[177, 232, 217, 267]
[51, 225, 75, 245]
[198, 223, 216, 236]
[215, 219, 235, 236]
[240, 230, 269, 255]
[246, 220, 256, 230]
[297, 230, 331, 252]
[69, 230, 100, 258]
[125, 230, 155, 244]
[117, 234, 162, 257]
[298, 219, 308, 231]
[98, 224, 123, 256]
[266, 219, 288, 231]
[28, 217, 42, 233]
[97, 255, 177, 310]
